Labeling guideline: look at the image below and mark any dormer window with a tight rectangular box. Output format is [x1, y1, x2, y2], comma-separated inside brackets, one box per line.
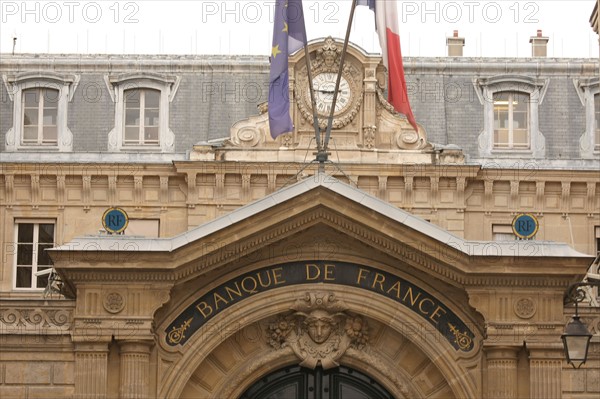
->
[22, 88, 59, 146]
[107, 73, 180, 153]
[493, 91, 530, 150]
[4, 72, 78, 152]
[575, 77, 599, 158]
[474, 75, 548, 159]
[124, 88, 160, 146]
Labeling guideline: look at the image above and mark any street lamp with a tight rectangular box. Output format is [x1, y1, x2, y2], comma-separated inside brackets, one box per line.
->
[561, 315, 593, 369]
[561, 257, 600, 369]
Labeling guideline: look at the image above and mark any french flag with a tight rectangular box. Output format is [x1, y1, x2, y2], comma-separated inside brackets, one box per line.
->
[357, 0, 418, 132]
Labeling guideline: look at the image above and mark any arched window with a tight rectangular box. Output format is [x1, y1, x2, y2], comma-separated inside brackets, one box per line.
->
[493, 91, 530, 150]
[4, 72, 77, 152]
[474, 75, 548, 159]
[124, 88, 160, 146]
[575, 77, 599, 158]
[22, 88, 59, 145]
[107, 73, 179, 153]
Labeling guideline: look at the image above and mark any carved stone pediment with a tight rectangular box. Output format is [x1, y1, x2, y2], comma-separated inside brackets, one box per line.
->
[267, 292, 368, 369]
[192, 37, 445, 164]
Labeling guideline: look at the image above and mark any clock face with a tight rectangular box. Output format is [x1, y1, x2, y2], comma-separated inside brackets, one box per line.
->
[310, 73, 352, 116]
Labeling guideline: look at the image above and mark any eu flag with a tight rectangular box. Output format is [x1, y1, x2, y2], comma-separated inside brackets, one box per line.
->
[268, 0, 307, 139]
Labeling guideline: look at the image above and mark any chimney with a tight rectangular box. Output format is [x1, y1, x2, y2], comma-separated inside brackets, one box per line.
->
[446, 30, 465, 56]
[529, 29, 549, 57]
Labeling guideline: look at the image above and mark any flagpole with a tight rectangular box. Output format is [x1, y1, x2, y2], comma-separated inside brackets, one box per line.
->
[322, 0, 358, 154]
[302, 37, 322, 157]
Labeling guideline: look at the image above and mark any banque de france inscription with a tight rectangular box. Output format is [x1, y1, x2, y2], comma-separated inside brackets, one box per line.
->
[165, 261, 475, 351]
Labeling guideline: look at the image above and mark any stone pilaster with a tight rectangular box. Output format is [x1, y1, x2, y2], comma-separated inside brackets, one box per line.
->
[74, 342, 109, 399]
[485, 346, 519, 399]
[119, 340, 153, 399]
[528, 346, 563, 399]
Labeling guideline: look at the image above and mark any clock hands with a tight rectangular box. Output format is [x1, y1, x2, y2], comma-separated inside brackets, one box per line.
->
[313, 87, 346, 95]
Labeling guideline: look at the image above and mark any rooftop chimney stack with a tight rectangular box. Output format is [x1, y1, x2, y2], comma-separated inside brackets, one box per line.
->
[446, 30, 465, 56]
[529, 29, 549, 57]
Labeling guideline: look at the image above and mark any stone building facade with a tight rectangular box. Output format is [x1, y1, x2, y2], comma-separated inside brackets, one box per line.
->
[0, 37, 599, 398]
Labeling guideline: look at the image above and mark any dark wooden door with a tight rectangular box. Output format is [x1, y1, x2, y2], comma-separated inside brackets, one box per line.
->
[240, 365, 394, 399]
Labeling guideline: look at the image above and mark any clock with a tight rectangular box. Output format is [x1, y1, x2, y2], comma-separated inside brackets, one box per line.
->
[310, 73, 352, 116]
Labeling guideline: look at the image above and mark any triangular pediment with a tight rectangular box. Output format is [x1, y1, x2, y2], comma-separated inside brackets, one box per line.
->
[51, 174, 589, 292]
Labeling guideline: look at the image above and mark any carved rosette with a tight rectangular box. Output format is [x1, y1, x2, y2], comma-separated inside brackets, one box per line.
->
[514, 297, 536, 319]
[267, 292, 368, 369]
[294, 38, 363, 130]
[103, 292, 125, 314]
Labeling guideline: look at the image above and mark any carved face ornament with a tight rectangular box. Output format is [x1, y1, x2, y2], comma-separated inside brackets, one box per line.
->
[305, 310, 335, 344]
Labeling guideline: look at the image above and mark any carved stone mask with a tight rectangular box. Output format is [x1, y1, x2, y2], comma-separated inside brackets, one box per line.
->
[305, 309, 335, 344]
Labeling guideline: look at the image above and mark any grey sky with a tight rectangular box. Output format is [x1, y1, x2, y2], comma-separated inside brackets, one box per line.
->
[1, 0, 598, 58]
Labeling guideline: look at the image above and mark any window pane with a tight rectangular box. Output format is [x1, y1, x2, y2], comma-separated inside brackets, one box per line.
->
[38, 244, 54, 265]
[493, 92, 510, 130]
[36, 267, 51, 288]
[23, 127, 38, 143]
[23, 89, 40, 107]
[494, 129, 509, 147]
[513, 94, 529, 129]
[18, 224, 34, 242]
[145, 109, 159, 126]
[43, 126, 58, 143]
[125, 109, 140, 126]
[144, 90, 160, 108]
[43, 88, 60, 104]
[16, 267, 32, 288]
[124, 126, 139, 142]
[144, 127, 159, 143]
[38, 224, 55, 243]
[43, 108, 57, 126]
[17, 244, 33, 265]
[125, 89, 140, 104]
[513, 129, 529, 148]
[24, 108, 39, 126]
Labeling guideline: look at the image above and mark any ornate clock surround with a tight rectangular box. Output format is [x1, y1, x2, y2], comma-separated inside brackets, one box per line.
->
[294, 37, 364, 130]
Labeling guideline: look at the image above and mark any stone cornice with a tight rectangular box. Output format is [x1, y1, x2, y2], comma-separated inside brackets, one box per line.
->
[54, 190, 589, 289]
[1, 54, 597, 76]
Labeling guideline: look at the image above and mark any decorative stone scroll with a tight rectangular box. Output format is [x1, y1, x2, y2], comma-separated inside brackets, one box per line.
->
[0, 306, 72, 334]
[267, 291, 368, 369]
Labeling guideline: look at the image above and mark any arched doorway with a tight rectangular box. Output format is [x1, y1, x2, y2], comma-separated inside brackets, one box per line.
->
[240, 365, 394, 399]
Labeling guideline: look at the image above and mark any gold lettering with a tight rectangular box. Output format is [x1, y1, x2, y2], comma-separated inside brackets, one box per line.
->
[195, 302, 213, 318]
[386, 281, 402, 298]
[241, 276, 258, 294]
[429, 306, 447, 325]
[324, 264, 335, 281]
[272, 267, 285, 285]
[403, 287, 421, 307]
[225, 282, 243, 301]
[306, 264, 321, 280]
[372, 273, 386, 291]
[256, 270, 272, 288]
[214, 292, 229, 310]
[356, 268, 370, 285]
[418, 297, 435, 315]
